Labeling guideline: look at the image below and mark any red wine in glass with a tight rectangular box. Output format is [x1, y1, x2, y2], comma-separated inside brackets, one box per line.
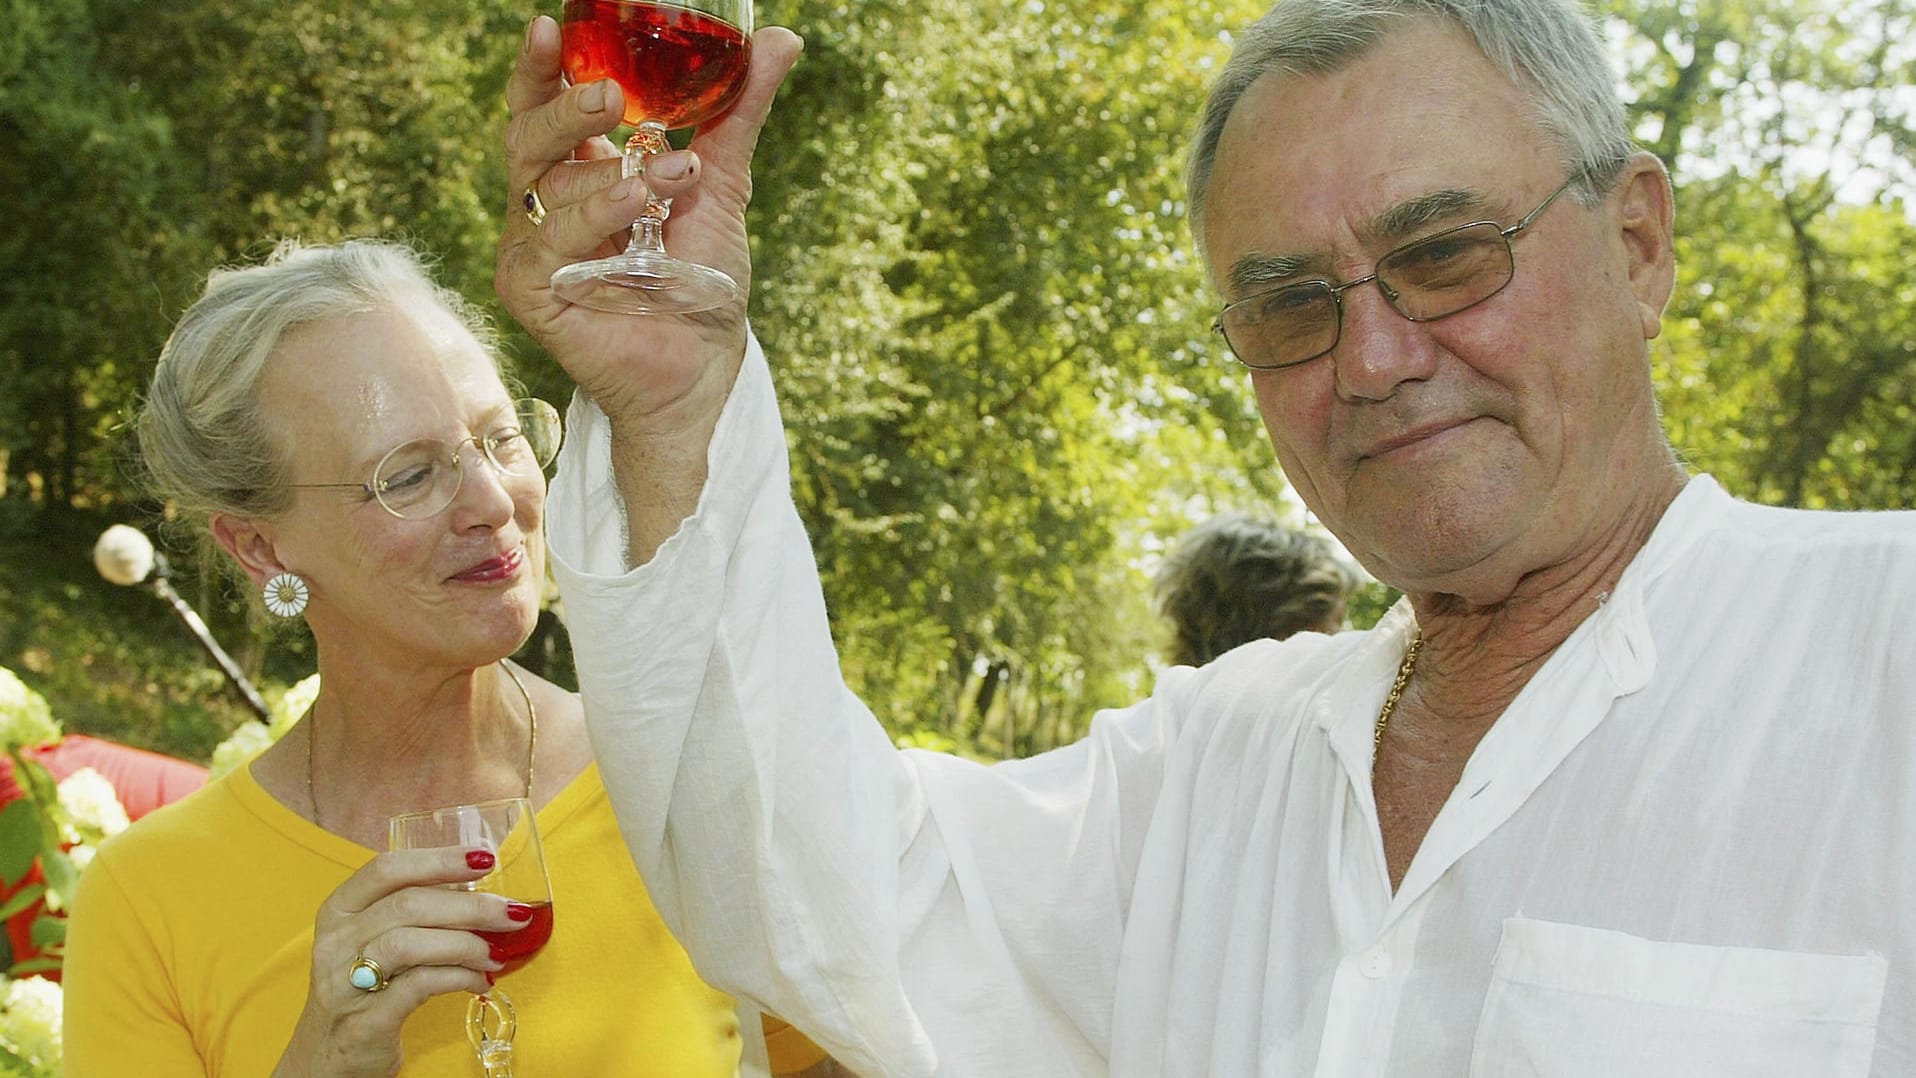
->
[550, 0, 756, 315]
[561, 0, 750, 129]
[390, 798, 553, 1075]
[473, 900, 556, 975]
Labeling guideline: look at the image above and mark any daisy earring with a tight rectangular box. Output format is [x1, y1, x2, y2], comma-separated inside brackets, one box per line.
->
[263, 572, 310, 619]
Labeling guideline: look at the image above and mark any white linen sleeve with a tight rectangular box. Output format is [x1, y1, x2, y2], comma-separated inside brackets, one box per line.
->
[545, 332, 1181, 1077]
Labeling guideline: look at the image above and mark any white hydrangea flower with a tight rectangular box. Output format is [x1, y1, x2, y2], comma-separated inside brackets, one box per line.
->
[0, 975, 62, 1071]
[271, 674, 322, 737]
[210, 673, 317, 779]
[0, 669, 58, 754]
[66, 844, 96, 872]
[208, 722, 275, 780]
[55, 768, 129, 847]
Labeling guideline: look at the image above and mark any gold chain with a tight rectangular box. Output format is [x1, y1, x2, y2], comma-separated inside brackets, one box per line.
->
[1371, 630, 1423, 765]
[307, 660, 538, 828]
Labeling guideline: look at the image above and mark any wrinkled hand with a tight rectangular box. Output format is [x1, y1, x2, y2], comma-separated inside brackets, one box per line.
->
[273, 847, 526, 1077]
[497, 16, 802, 429]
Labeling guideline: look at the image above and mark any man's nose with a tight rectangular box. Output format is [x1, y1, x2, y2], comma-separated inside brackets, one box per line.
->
[1330, 284, 1439, 402]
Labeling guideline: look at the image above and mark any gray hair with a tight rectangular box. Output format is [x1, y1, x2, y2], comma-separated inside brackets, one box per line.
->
[1153, 514, 1360, 666]
[1186, 0, 1635, 254]
[135, 239, 500, 542]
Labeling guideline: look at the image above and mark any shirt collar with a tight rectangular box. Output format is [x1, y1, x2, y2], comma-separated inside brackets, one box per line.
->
[1317, 474, 1728, 755]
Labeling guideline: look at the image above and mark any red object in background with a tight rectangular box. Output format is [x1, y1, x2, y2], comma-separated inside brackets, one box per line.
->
[0, 734, 207, 821]
[0, 735, 207, 979]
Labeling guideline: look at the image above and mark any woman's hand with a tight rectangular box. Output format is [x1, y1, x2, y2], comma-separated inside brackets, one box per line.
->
[495, 16, 802, 429]
[272, 846, 526, 1077]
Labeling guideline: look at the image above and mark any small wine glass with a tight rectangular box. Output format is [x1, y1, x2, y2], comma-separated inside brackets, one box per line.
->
[390, 798, 554, 1077]
[551, 0, 755, 315]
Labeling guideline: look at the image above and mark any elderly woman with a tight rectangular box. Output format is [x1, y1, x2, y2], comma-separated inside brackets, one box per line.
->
[61, 239, 824, 1075]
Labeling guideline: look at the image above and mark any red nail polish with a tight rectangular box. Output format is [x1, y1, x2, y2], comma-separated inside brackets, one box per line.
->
[467, 849, 496, 871]
[490, 942, 509, 963]
[485, 971, 496, 986]
[506, 902, 534, 922]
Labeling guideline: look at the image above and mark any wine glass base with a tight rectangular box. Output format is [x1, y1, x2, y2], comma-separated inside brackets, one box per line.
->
[549, 253, 739, 316]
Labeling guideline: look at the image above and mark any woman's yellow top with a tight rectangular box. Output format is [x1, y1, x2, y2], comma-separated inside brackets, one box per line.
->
[64, 761, 824, 1075]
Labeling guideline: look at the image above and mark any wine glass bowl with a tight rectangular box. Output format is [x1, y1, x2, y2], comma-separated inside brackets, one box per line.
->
[560, 0, 752, 130]
[550, 0, 756, 315]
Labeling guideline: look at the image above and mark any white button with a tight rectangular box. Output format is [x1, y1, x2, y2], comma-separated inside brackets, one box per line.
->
[1358, 950, 1389, 978]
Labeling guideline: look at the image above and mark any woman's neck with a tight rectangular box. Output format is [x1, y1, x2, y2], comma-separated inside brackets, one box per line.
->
[301, 657, 535, 848]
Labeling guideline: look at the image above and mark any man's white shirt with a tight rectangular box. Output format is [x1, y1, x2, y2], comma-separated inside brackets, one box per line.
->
[548, 336, 1916, 1077]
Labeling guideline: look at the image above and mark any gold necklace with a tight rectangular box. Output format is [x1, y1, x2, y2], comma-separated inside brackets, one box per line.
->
[1371, 630, 1423, 766]
[307, 660, 538, 828]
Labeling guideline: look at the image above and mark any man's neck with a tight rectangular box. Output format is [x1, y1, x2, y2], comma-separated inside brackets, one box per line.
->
[1374, 468, 1687, 889]
[1404, 468, 1686, 723]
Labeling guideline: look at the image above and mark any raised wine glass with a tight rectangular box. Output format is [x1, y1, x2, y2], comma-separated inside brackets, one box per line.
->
[551, 0, 755, 314]
[390, 798, 555, 1078]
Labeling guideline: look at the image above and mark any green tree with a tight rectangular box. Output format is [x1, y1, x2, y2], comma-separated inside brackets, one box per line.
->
[750, 0, 1277, 749]
[0, 0, 181, 513]
[1603, 0, 1916, 509]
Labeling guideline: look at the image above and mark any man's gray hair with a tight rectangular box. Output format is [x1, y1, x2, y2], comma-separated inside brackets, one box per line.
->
[1185, 0, 1635, 254]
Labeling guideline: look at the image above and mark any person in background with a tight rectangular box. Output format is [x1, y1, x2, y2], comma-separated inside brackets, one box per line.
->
[1152, 513, 1357, 665]
[61, 236, 827, 1074]
[498, 0, 1916, 1073]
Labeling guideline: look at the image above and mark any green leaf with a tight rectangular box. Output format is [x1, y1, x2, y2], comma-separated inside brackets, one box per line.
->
[28, 913, 65, 949]
[0, 803, 41, 888]
[6, 955, 63, 977]
[0, 883, 45, 922]
[36, 853, 78, 911]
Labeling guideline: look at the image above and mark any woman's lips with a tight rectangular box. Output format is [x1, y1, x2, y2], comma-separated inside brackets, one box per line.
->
[452, 547, 525, 583]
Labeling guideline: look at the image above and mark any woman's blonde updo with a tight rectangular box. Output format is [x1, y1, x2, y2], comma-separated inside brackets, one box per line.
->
[135, 239, 502, 546]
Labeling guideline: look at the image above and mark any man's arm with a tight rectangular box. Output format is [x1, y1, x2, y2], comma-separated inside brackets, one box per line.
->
[501, 21, 1175, 1074]
[545, 345, 1175, 1074]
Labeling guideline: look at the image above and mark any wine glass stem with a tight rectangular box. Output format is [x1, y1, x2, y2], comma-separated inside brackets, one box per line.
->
[467, 990, 518, 1076]
[477, 1041, 516, 1078]
[624, 121, 674, 258]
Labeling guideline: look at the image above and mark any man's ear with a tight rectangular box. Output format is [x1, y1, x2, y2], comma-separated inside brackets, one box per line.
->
[1613, 151, 1676, 341]
[210, 512, 285, 589]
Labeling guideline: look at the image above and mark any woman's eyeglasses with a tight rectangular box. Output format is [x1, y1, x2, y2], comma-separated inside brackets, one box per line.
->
[288, 399, 563, 520]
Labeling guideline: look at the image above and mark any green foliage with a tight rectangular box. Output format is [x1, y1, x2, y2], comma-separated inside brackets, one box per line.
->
[0, 0, 180, 512]
[0, 666, 98, 1078]
[0, 509, 278, 758]
[1601, 0, 1916, 510]
[751, 0, 1276, 748]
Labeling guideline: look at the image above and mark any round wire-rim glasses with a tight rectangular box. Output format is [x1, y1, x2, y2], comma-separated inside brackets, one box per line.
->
[1212, 177, 1577, 371]
[289, 399, 564, 520]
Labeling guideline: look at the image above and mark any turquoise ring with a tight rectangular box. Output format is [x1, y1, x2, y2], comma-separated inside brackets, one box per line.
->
[349, 954, 389, 992]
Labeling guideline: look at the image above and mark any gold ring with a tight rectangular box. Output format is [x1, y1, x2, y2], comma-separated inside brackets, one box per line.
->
[348, 954, 390, 992]
[522, 185, 548, 227]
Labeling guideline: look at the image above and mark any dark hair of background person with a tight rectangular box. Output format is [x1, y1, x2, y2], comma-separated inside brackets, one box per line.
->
[1153, 514, 1359, 666]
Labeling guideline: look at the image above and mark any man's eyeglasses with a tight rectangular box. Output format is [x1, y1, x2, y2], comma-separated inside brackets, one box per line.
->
[288, 399, 563, 520]
[1212, 178, 1577, 371]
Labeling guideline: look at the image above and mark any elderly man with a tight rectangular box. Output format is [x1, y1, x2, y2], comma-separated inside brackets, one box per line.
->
[499, 0, 1916, 1074]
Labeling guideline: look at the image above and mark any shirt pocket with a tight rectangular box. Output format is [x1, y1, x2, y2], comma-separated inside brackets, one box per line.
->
[1467, 917, 1886, 1078]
